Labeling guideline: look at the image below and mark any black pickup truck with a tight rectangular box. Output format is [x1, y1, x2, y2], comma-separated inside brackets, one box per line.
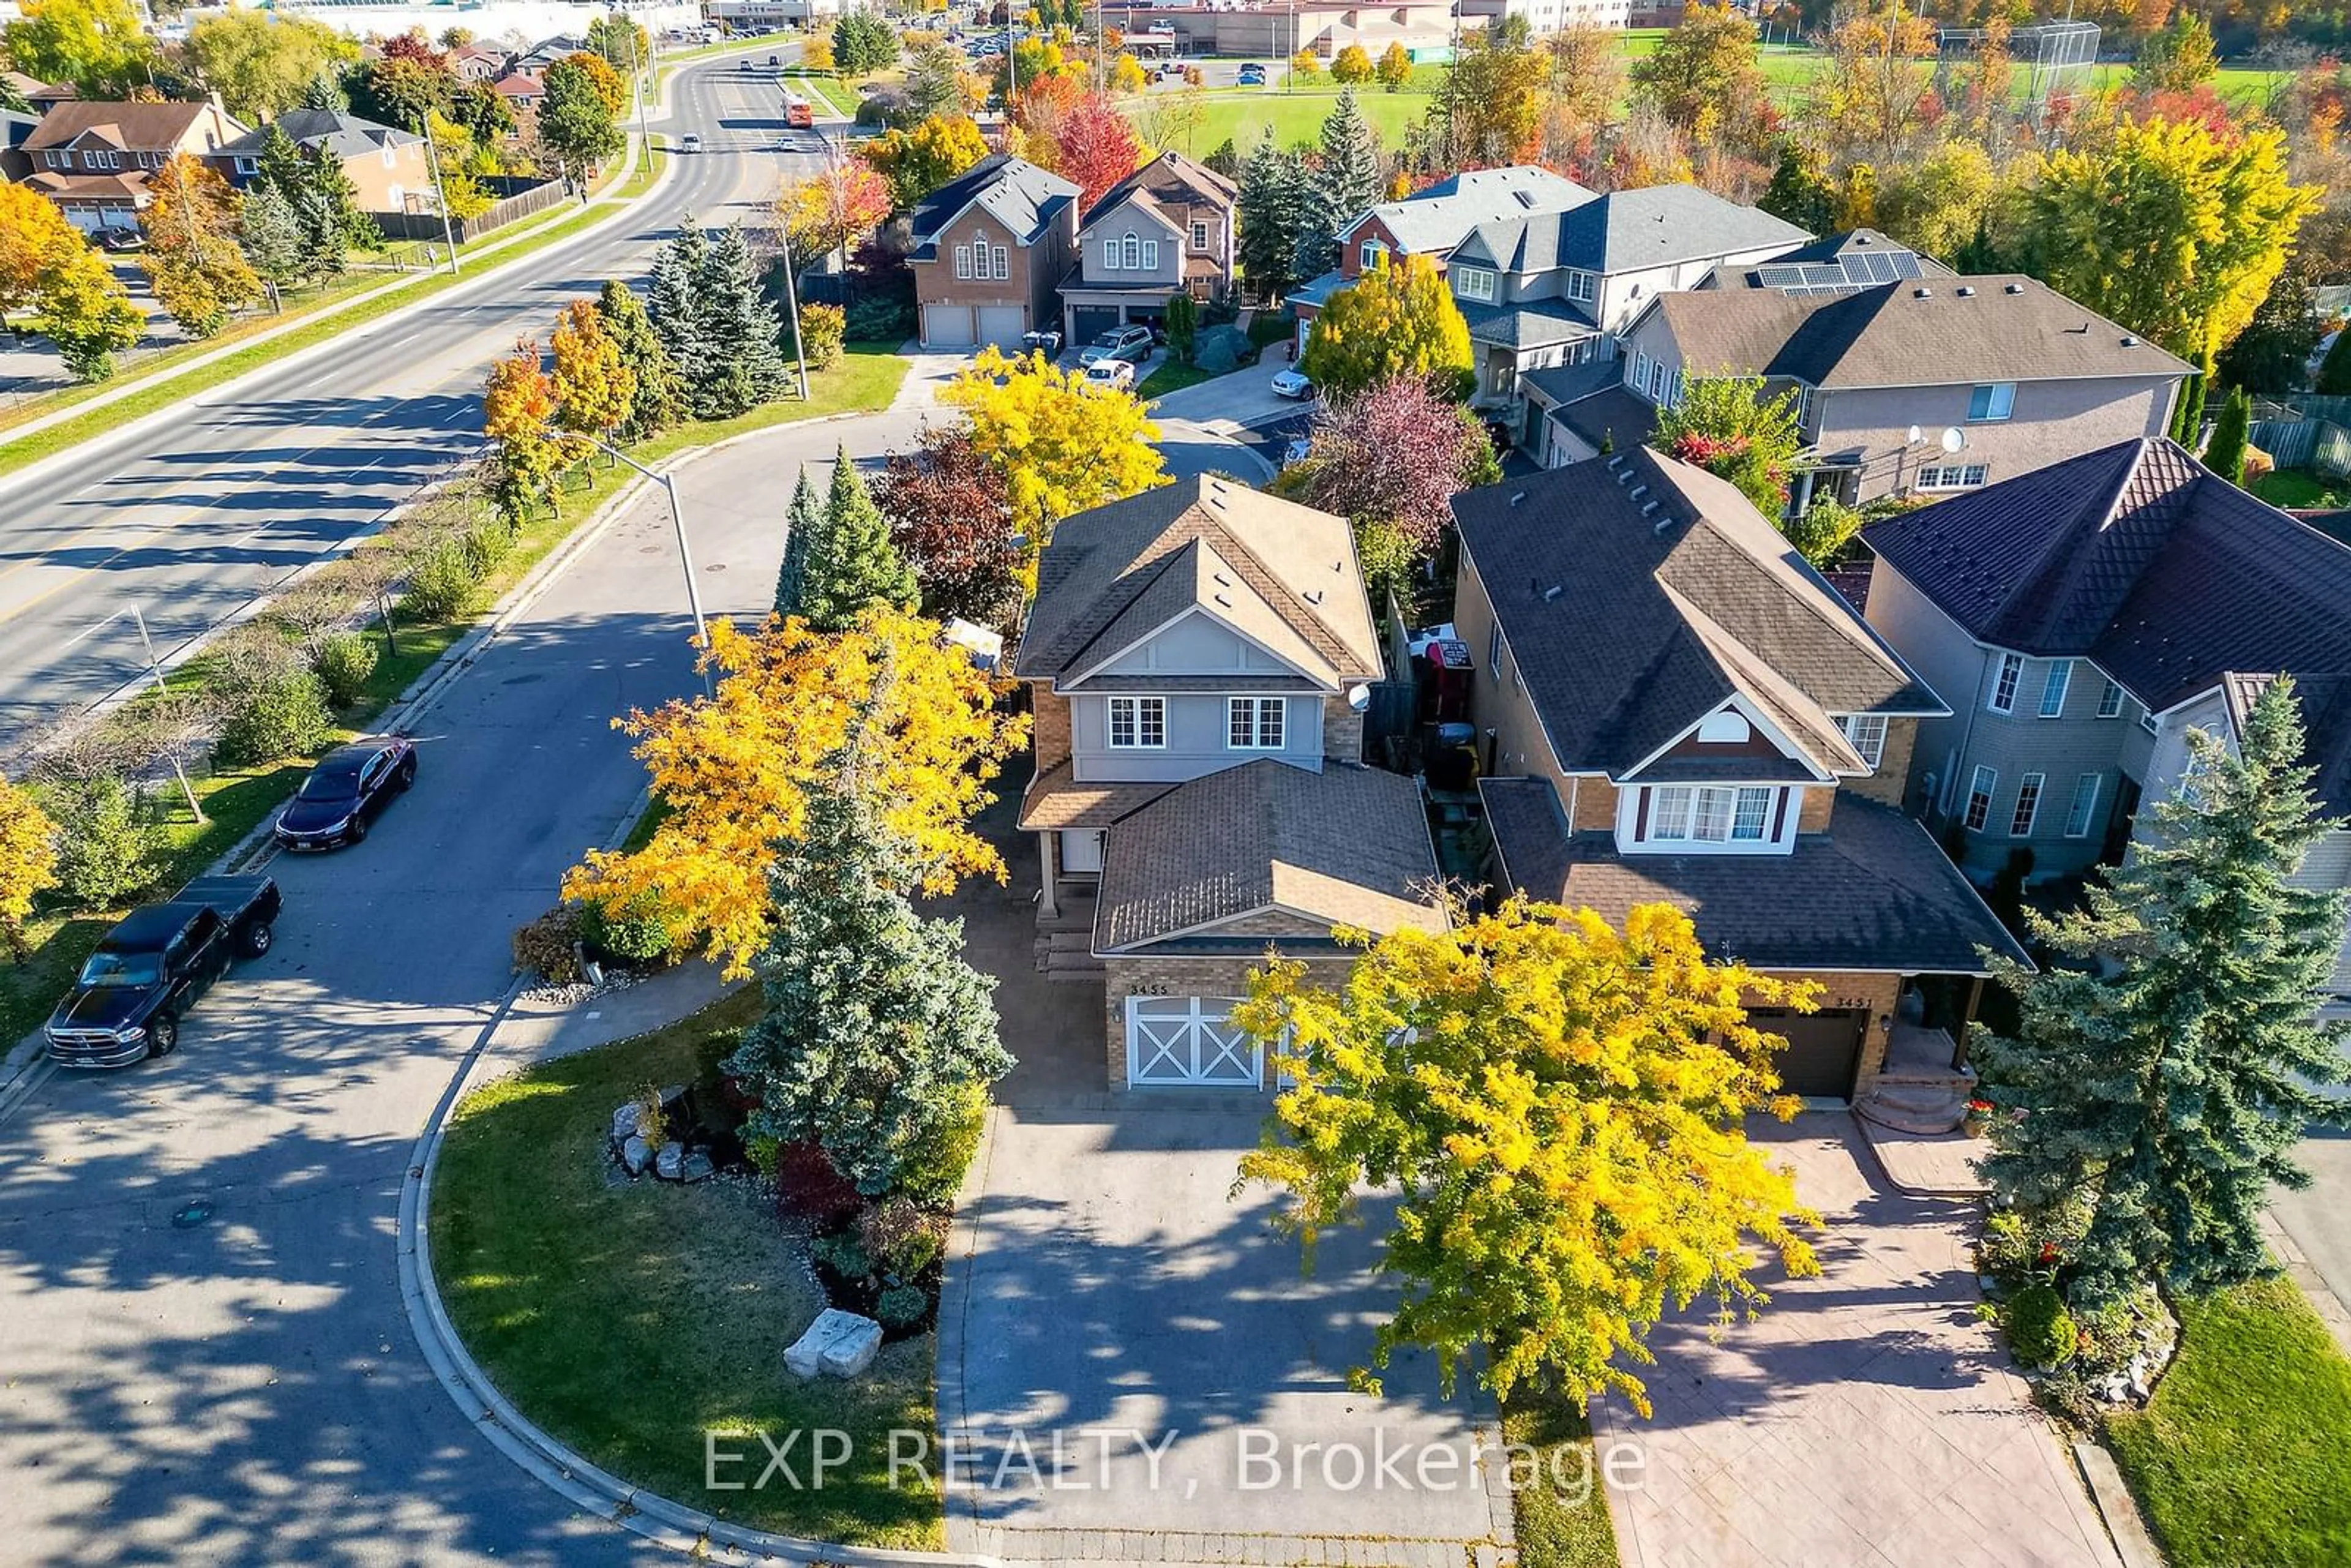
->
[44, 877, 282, 1068]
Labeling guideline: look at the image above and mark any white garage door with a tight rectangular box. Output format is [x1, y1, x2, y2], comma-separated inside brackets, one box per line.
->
[922, 302, 974, 347]
[1126, 996, 1261, 1088]
[977, 304, 1027, 350]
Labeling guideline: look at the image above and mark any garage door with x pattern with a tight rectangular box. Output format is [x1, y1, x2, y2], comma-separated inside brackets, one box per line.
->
[1125, 996, 1261, 1087]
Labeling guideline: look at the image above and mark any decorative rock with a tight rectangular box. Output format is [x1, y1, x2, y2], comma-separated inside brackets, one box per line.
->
[611, 1103, 643, 1145]
[656, 1142, 684, 1180]
[786, 1308, 883, 1378]
[621, 1135, 651, 1176]
[680, 1151, 716, 1184]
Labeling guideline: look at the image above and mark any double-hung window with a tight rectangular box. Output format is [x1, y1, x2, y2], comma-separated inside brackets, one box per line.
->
[1989, 652, 2022, 713]
[1454, 267, 1495, 302]
[1106, 696, 1165, 749]
[1836, 713, 1888, 769]
[2038, 659, 2072, 718]
[1191, 220, 1209, 250]
[1964, 765, 1998, 831]
[1488, 621, 1504, 683]
[2011, 771, 2045, 836]
[1359, 239, 1385, 270]
[953, 243, 973, 280]
[2064, 773, 2102, 838]
[1967, 382, 2016, 422]
[1227, 697, 1284, 750]
[2097, 680, 2125, 719]
[1121, 232, 1141, 270]
[1566, 269, 1595, 304]
[1918, 463, 1990, 490]
[991, 244, 1010, 280]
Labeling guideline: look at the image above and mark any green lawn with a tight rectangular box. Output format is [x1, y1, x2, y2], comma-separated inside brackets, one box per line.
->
[1138, 358, 1220, 399]
[2104, 1277, 2351, 1568]
[790, 70, 860, 118]
[1500, 1389, 1619, 1568]
[1162, 86, 1431, 153]
[0, 345, 907, 1051]
[2255, 469, 2351, 511]
[431, 989, 943, 1545]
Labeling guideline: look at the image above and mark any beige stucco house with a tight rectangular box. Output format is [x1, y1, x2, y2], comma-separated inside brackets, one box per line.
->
[1013, 476, 1446, 1090]
[1453, 448, 2027, 1127]
[208, 109, 431, 216]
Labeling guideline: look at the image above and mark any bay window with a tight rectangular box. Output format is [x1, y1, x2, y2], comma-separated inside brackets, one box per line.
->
[1640, 784, 1780, 847]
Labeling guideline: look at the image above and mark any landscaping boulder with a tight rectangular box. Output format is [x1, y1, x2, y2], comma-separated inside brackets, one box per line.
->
[785, 1308, 883, 1378]
[621, 1135, 651, 1176]
[656, 1142, 684, 1181]
[610, 1103, 642, 1146]
[680, 1151, 715, 1184]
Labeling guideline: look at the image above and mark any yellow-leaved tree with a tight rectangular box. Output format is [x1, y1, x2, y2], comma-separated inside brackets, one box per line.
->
[0, 772, 58, 961]
[1299, 252, 1474, 402]
[549, 298, 636, 446]
[482, 337, 559, 521]
[1234, 896, 1822, 1412]
[561, 609, 1028, 977]
[938, 346, 1166, 540]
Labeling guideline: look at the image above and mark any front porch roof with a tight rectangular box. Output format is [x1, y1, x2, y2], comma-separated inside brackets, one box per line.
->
[1018, 758, 1174, 831]
[1480, 778, 2031, 975]
[1461, 298, 1595, 351]
[1286, 269, 1346, 311]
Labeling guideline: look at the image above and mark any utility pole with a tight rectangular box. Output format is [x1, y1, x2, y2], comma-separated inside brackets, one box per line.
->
[574, 435, 711, 693]
[420, 121, 462, 276]
[775, 188, 812, 402]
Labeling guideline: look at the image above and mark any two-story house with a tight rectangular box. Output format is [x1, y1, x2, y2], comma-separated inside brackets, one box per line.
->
[1286, 165, 1591, 355]
[1440, 184, 1809, 421]
[1453, 448, 2026, 1125]
[207, 110, 430, 216]
[1057, 152, 1237, 347]
[21, 98, 250, 232]
[492, 71, 545, 137]
[1861, 436, 2351, 1015]
[909, 154, 1079, 353]
[1611, 272, 2192, 506]
[1013, 475, 1447, 1090]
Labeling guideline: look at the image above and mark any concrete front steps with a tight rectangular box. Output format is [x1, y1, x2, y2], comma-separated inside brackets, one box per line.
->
[1856, 1077, 1973, 1135]
[1033, 929, 1105, 981]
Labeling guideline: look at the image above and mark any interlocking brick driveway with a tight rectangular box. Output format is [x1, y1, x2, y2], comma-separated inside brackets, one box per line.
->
[1595, 1116, 2122, 1568]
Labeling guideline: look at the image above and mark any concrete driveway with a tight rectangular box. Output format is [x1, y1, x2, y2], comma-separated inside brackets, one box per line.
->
[1149, 364, 1307, 434]
[939, 1103, 1509, 1568]
[1597, 1116, 2120, 1568]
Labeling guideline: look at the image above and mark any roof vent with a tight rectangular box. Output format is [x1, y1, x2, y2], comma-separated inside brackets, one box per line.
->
[1212, 571, 1232, 587]
[1616, 468, 1635, 485]
[1605, 454, 1627, 472]
[1303, 588, 1323, 604]
[1913, 287, 1932, 299]
[2005, 282, 2025, 294]
[1542, 585, 1564, 602]
[1508, 490, 1528, 507]
[1213, 593, 1232, 608]
[2121, 334, 2139, 347]
[1956, 285, 1975, 298]
[1628, 484, 1649, 500]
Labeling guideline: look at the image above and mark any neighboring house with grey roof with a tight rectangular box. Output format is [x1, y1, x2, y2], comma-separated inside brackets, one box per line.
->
[1862, 438, 2351, 1011]
[1014, 474, 1445, 1089]
[1286, 165, 1591, 356]
[1616, 272, 2192, 508]
[1058, 151, 1237, 348]
[909, 154, 1081, 350]
[1698, 228, 1955, 294]
[1453, 446, 2025, 1122]
[1439, 184, 1809, 427]
[208, 109, 429, 215]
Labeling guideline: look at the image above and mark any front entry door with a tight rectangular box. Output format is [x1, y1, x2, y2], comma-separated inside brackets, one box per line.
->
[1059, 829, 1104, 874]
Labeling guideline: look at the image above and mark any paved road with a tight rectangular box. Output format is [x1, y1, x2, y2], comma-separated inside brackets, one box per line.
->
[0, 53, 822, 749]
[0, 358, 1256, 1564]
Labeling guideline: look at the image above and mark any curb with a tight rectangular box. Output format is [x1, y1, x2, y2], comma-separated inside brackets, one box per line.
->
[397, 990, 999, 1567]
[2071, 1441, 2164, 1568]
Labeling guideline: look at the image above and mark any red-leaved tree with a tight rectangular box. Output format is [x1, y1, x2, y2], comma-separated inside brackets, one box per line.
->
[1288, 378, 1500, 551]
[1051, 92, 1143, 212]
[873, 427, 1027, 631]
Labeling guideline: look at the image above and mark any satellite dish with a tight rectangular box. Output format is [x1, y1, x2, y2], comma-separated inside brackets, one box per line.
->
[1347, 683, 1372, 713]
[1907, 424, 1924, 445]
[1940, 427, 1967, 455]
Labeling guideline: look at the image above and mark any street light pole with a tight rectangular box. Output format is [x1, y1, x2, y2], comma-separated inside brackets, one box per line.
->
[63, 602, 203, 821]
[774, 200, 812, 402]
[420, 121, 462, 277]
[574, 435, 711, 693]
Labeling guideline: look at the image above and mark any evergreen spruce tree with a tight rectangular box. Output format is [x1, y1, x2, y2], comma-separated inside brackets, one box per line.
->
[2170, 367, 2207, 445]
[593, 279, 684, 440]
[724, 773, 1012, 1196]
[1235, 131, 1305, 304]
[647, 215, 710, 402]
[775, 465, 823, 616]
[2203, 384, 2252, 484]
[692, 223, 788, 418]
[801, 444, 917, 632]
[239, 181, 307, 293]
[307, 145, 377, 263]
[299, 72, 347, 111]
[1974, 678, 2351, 1311]
[1293, 89, 1383, 282]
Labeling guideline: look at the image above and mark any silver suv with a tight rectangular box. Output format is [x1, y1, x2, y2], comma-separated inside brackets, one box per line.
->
[1078, 325, 1154, 367]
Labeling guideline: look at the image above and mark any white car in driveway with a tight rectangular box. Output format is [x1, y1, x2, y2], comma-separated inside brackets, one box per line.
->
[1079, 325, 1154, 367]
[1270, 366, 1312, 399]
[1082, 359, 1137, 390]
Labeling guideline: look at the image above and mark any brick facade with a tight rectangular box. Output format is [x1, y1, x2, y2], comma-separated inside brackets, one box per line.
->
[1032, 689, 1071, 769]
[912, 204, 1074, 345]
[1764, 969, 1905, 1085]
[1842, 717, 1919, 808]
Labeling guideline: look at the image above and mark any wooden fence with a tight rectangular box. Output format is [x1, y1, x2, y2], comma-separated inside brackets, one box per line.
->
[364, 175, 568, 245]
[2252, 418, 2351, 478]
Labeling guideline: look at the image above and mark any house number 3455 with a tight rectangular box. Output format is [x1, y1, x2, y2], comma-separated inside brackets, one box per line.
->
[1127, 983, 1169, 996]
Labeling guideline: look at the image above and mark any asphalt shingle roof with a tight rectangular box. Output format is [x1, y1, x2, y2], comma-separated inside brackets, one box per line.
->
[1341, 165, 1593, 257]
[909, 154, 1079, 260]
[1653, 275, 2192, 389]
[217, 108, 418, 159]
[1096, 760, 1446, 951]
[1081, 149, 1234, 227]
[1461, 298, 1595, 350]
[1452, 449, 1942, 780]
[1453, 184, 1809, 276]
[1864, 436, 2351, 809]
[24, 98, 240, 151]
[1018, 475, 1381, 689]
[1482, 778, 2029, 972]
